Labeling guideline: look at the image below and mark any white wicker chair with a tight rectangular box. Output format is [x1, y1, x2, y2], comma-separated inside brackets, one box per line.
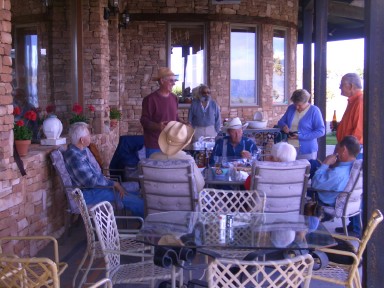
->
[90, 201, 182, 287]
[71, 188, 149, 288]
[250, 159, 311, 214]
[208, 254, 314, 288]
[0, 236, 67, 288]
[88, 278, 112, 288]
[312, 209, 383, 288]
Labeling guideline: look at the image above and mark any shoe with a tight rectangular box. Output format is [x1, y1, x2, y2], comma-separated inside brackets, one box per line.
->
[335, 226, 353, 233]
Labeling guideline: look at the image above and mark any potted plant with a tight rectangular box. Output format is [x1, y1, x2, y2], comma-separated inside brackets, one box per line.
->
[13, 107, 37, 156]
[109, 107, 122, 129]
[69, 103, 95, 125]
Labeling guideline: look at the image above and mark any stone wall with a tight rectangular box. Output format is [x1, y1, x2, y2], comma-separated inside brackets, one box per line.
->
[119, 0, 298, 135]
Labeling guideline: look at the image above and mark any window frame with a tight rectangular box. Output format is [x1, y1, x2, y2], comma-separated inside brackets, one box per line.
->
[167, 22, 207, 105]
[230, 24, 259, 107]
[272, 27, 289, 105]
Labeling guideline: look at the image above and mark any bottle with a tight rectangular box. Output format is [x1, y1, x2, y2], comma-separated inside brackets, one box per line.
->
[331, 110, 338, 132]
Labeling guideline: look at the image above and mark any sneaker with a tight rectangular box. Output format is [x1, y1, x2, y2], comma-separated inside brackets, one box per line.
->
[335, 226, 353, 233]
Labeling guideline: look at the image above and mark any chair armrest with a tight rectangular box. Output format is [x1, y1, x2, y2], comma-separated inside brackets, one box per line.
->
[0, 236, 61, 265]
[115, 215, 144, 234]
[329, 233, 361, 246]
[316, 247, 359, 264]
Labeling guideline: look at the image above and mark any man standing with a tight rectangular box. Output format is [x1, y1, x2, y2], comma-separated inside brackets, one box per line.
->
[140, 67, 180, 158]
[334, 73, 363, 236]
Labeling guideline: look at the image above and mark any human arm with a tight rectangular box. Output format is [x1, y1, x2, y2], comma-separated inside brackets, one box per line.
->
[140, 96, 166, 132]
[277, 105, 294, 133]
[214, 103, 222, 133]
[298, 106, 325, 141]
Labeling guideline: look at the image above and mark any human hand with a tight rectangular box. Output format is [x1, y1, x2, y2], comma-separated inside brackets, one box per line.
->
[114, 182, 127, 199]
[241, 150, 251, 159]
[322, 154, 338, 166]
[282, 125, 289, 134]
[288, 132, 299, 139]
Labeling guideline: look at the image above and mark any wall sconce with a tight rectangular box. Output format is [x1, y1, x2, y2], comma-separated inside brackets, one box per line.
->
[118, 10, 130, 30]
[104, 0, 120, 20]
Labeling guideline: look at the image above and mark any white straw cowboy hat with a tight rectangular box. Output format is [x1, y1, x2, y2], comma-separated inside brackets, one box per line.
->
[222, 117, 249, 132]
[152, 67, 176, 81]
[158, 121, 195, 156]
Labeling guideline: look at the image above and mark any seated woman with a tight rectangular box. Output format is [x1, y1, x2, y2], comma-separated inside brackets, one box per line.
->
[244, 142, 296, 189]
[63, 122, 144, 217]
[150, 121, 205, 193]
[209, 117, 258, 166]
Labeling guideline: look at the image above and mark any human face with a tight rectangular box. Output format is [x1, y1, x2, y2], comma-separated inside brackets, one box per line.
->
[339, 77, 352, 97]
[80, 131, 91, 148]
[201, 88, 211, 101]
[294, 102, 309, 112]
[228, 128, 243, 145]
[160, 76, 177, 92]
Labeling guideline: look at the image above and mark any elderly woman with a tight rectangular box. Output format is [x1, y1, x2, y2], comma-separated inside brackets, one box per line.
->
[188, 84, 221, 143]
[63, 122, 144, 217]
[278, 89, 325, 160]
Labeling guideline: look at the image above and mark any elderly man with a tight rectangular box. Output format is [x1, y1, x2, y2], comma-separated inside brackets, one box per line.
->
[209, 117, 258, 166]
[140, 67, 181, 158]
[311, 136, 361, 215]
[333, 73, 363, 235]
[63, 122, 144, 217]
[188, 84, 221, 143]
[150, 121, 205, 194]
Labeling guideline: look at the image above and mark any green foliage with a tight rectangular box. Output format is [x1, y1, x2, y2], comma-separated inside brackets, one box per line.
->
[14, 125, 33, 140]
[109, 107, 122, 120]
[172, 86, 183, 96]
[69, 114, 88, 124]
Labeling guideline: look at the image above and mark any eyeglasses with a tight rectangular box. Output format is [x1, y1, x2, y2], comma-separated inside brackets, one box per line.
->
[167, 78, 177, 83]
[202, 91, 210, 95]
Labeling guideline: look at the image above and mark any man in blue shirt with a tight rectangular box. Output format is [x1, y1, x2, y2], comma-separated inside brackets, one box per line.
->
[64, 122, 144, 217]
[210, 117, 258, 165]
[311, 135, 361, 207]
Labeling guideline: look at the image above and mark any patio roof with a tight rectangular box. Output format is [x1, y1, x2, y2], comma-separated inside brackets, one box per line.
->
[298, 0, 365, 42]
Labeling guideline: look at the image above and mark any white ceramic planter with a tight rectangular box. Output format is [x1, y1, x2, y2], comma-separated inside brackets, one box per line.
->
[43, 115, 63, 139]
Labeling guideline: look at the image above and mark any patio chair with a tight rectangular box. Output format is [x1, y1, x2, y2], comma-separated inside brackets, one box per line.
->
[312, 209, 383, 288]
[0, 236, 68, 288]
[138, 158, 198, 215]
[71, 188, 148, 288]
[207, 254, 314, 288]
[312, 159, 363, 236]
[250, 159, 311, 214]
[90, 201, 182, 288]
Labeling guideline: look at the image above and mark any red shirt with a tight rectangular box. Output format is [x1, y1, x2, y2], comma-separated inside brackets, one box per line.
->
[336, 91, 363, 144]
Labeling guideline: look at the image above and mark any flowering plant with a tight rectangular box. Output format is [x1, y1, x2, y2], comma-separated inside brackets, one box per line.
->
[109, 107, 122, 120]
[13, 107, 37, 140]
[35, 104, 57, 126]
[69, 103, 95, 124]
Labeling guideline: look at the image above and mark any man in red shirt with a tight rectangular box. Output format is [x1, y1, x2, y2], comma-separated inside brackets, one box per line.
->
[334, 73, 363, 237]
[140, 67, 180, 158]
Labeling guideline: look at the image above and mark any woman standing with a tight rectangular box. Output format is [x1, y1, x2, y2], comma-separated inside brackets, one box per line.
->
[278, 89, 325, 160]
[188, 84, 221, 143]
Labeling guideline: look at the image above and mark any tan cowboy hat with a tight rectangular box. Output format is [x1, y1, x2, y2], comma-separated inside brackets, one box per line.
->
[222, 117, 249, 132]
[158, 121, 195, 156]
[152, 67, 175, 81]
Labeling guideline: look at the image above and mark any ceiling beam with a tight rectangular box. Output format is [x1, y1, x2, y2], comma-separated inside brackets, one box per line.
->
[329, 2, 364, 20]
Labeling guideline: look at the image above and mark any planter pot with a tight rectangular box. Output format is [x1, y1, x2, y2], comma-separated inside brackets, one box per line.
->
[15, 140, 31, 157]
[43, 115, 63, 139]
[110, 119, 118, 129]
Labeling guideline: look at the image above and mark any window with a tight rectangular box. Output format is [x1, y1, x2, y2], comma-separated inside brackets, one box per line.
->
[230, 25, 258, 106]
[272, 28, 288, 104]
[168, 23, 206, 102]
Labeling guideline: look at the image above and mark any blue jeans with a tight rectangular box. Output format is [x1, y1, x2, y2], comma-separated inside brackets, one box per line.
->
[145, 147, 161, 158]
[83, 188, 144, 218]
[349, 145, 363, 234]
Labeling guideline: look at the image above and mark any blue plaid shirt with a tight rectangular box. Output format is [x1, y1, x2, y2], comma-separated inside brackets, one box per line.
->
[63, 144, 114, 188]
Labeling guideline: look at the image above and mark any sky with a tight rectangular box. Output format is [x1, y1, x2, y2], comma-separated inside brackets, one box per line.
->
[297, 38, 365, 122]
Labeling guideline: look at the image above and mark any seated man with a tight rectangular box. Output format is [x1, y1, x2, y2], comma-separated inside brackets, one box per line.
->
[244, 142, 296, 189]
[311, 135, 360, 208]
[63, 122, 144, 217]
[209, 117, 258, 166]
[150, 121, 205, 194]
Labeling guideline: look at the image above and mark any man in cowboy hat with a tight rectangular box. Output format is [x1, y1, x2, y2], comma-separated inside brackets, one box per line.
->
[209, 117, 258, 165]
[141, 67, 182, 158]
[150, 121, 205, 193]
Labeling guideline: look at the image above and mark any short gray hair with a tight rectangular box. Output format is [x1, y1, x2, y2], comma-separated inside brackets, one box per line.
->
[290, 89, 310, 104]
[342, 73, 362, 89]
[271, 142, 297, 162]
[198, 84, 210, 96]
[69, 122, 90, 144]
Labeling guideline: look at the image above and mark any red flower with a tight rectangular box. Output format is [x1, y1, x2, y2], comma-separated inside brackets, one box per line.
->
[16, 120, 24, 127]
[46, 104, 56, 113]
[88, 105, 95, 112]
[72, 103, 83, 115]
[13, 106, 21, 115]
[24, 110, 37, 121]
